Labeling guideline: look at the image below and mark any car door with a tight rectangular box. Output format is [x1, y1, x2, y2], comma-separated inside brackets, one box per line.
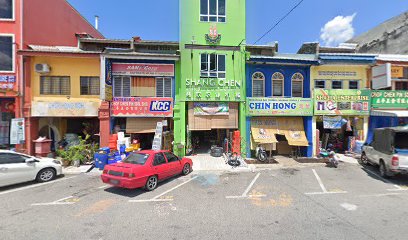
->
[0, 153, 36, 187]
[152, 153, 171, 180]
[164, 152, 182, 176]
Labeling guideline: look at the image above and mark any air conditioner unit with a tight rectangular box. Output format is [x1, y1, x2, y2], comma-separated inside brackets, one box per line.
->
[35, 64, 51, 74]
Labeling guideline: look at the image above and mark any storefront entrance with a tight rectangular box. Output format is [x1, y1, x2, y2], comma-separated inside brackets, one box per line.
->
[187, 102, 239, 155]
[317, 116, 364, 153]
[0, 98, 15, 149]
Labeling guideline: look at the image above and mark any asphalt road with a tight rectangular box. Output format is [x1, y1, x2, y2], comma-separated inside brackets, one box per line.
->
[1, 162, 408, 240]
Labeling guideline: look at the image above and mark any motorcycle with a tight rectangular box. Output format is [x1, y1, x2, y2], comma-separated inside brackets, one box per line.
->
[320, 148, 338, 168]
[256, 145, 268, 162]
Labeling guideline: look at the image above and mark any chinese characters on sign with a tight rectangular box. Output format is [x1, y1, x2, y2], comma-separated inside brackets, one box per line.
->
[111, 97, 173, 117]
[185, 78, 241, 101]
[371, 91, 408, 109]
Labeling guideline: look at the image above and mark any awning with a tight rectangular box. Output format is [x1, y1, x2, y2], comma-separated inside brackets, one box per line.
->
[126, 118, 163, 133]
[251, 117, 308, 146]
[371, 110, 408, 117]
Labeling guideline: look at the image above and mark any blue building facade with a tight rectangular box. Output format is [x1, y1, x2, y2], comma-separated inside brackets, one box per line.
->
[245, 54, 318, 158]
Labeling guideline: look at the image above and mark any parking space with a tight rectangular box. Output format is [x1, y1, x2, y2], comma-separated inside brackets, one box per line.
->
[3, 163, 408, 239]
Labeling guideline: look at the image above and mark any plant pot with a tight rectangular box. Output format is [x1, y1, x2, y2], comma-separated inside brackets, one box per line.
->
[62, 159, 71, 167]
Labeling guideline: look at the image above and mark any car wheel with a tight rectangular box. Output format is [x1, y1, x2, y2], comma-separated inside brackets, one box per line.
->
[359, 153, 369, 165]
[145, 176, 158, 191]
[379, 161, 390, 178]
[36, 168, 56, 183]
[182, 163, 191, 175]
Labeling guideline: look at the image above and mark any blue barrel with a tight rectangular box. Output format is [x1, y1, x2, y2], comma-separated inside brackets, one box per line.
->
[94, 150, 109, 170]
[101, 147, 110, 154]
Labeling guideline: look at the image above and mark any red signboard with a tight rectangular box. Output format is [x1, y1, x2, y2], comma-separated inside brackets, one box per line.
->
[111, 97, 173, 117]
[112, 63, 174, 77]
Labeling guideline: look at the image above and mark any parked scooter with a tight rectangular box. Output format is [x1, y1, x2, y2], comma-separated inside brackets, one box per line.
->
[320, 144, 338, 168]
[256, 145, 268, 162]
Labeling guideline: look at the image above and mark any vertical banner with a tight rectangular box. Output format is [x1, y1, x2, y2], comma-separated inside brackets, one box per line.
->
[10, 118, 25, 144]
[152, 122, 163, 150]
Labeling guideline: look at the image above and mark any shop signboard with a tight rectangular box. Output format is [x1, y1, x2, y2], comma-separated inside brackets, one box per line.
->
[111, 97, 173, 117]
[10, 118, 25, 144]
[247, 98, 313, 116]
[193, 102, 229, 116]
[185, 78, 242, 101]
[372, 63, 391, 89]
[371, 90, 408, 109]
[112, 63, 174, 77]
[31, 101, 100, 117]
[392, 66, 404, 78]
[0, 75, 16, 90]
[314, 89, 371, 116]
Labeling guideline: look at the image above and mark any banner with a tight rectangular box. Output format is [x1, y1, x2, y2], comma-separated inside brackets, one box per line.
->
[314, 89, 371, 116]
[247, 98, 313, 116]
[323, 116, 344, 129]
[0, 75, 16, 91]
[193, 102, 229, 116]
[371, 90, 408, 109]
[111, 97, 173, 117]
[10, 118, 25, 144]
[251, 117, 308, 146]
[112, 63, 174, 77]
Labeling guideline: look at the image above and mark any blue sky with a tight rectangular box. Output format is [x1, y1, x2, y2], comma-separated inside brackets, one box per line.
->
[67, 0, 408, 53]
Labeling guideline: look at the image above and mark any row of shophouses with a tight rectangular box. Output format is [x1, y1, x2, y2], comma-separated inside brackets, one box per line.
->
[1, 0, 407, 158]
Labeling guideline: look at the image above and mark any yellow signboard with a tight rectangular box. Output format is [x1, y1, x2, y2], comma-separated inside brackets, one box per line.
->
[391, 66, 404, 78]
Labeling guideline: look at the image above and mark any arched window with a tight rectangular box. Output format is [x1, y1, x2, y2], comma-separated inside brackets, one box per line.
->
[272, 72, 284, 97]
[292, 73, 304, 97]
[252, 72, 265, 97]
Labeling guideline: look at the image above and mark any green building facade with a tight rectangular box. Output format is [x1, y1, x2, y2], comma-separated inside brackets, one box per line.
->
[174, 0, 247, 156]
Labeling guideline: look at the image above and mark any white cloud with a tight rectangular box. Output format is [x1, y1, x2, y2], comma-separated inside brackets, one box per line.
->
[320, 13, 356, 47]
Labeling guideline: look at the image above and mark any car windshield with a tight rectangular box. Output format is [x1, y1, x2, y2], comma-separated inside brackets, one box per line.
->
[122, 153, 150, 165]
[395, 132, 408, 149]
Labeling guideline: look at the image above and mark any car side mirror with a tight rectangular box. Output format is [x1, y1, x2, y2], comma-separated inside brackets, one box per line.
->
[25, 158, 37, 164]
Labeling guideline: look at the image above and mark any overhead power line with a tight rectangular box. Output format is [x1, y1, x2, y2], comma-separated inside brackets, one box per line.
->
[253, 0, 305, 45]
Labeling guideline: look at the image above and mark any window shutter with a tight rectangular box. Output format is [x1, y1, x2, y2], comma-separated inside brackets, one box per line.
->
[273, 80, 283, 96]
[156, 78, 164, 97]
[122, 77, 131, 97]
[253, 80, 264, 97]
[114, 77, 122, 97]
[292, 81, 303, 97]
[164, 78, 172, 97]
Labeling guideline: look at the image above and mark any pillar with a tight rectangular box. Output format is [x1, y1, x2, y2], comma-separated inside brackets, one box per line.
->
[98, 101, 110, 148]
[173, 101, 186, 157]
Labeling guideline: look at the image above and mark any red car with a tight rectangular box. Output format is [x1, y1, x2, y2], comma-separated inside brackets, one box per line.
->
[101, 150, 193, 191]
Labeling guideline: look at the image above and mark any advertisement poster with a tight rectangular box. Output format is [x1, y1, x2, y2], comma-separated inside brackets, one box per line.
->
[10, 118, 25, 145]
[371, 90, 408, 109]
[314, 89, 371, 116]
[247, 98, 313, 116]
[111, 97, 173, 117]
[323, 116, 344, 129]
[193, 102, 229, 115]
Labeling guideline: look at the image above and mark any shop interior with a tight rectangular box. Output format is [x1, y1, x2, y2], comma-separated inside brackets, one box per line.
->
[317, 116, 363, 153]
[190, 129, 231, 154]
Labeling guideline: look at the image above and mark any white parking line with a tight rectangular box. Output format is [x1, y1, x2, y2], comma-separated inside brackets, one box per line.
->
[363, 168, 405, 191]
[226, 173, 263, 199]
[305, 169, 347, 195]
[31, 196, 76, 206]
[312, 169, 327, 193]
[0, 176, 77, 196]
[129, 176, 198, 203]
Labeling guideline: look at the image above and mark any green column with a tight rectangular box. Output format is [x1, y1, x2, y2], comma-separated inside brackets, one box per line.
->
[173, 101, 186, 157]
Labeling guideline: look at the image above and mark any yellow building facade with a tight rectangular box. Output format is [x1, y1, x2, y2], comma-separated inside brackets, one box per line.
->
[27, 53, 101, 153]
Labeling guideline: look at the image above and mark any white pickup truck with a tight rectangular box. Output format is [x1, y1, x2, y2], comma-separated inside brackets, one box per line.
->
[361, 126, 408, 178]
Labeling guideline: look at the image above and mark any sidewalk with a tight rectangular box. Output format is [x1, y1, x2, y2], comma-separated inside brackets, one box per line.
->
[189, 154, 253, 172]
[63, 165, 102, 175]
